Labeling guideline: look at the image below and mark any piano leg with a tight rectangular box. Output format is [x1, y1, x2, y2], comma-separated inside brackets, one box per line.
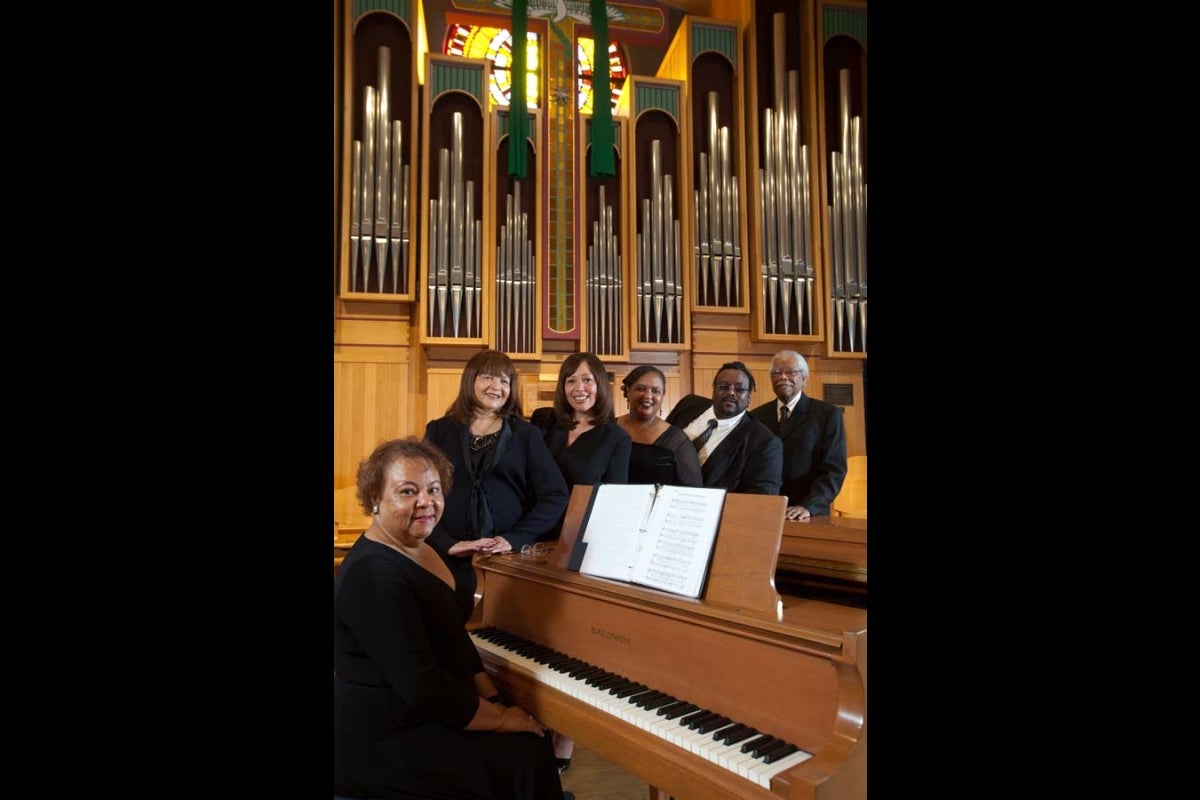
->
[649, 787, 669, 800]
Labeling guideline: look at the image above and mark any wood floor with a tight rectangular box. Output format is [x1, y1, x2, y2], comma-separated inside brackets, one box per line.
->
[558, 742, 649, 800]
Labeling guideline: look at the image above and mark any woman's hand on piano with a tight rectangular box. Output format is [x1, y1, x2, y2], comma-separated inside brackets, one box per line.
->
[497, 704, 547, 736]
[450, 537, 512, 556]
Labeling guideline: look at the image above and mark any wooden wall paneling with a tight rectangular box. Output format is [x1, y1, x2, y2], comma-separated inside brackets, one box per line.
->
[340, 3, 427, 301]
[612, 366, 686, 421]
[806, 358, 866, 457]
[335, 485, 370, 533]
[709, 0, 750, 24]
[424, 366, 465, 428]
[333, 346, 410, 497]
[334, 301, 413, 505]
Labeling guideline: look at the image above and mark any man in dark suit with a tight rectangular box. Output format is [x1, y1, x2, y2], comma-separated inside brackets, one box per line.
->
[749, 350, 847, 521]
[665, 361, 782, 494]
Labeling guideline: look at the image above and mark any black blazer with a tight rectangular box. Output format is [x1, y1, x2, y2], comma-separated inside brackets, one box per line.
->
[665, 394, 783, 494]
[423, 415, 569, 553]
[749, 393, 847, 515]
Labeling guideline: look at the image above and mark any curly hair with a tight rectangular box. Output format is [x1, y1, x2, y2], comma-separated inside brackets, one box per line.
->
[355, 437, 455, 515]
[712, 360, 756, 392]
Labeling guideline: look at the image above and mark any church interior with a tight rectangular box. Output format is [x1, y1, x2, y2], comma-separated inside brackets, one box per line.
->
[333, 2, 867, 797]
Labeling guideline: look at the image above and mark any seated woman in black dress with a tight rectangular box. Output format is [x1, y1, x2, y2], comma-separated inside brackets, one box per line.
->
[334, 437, 571, 800]
[615, 365, 703, 487]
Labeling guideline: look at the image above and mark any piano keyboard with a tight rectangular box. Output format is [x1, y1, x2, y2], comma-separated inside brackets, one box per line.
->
[471, 626, 813, 789]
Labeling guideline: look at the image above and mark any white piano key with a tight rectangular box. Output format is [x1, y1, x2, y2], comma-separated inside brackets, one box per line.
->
[471, 629, 813, 791]
[748, 747, 814, 787]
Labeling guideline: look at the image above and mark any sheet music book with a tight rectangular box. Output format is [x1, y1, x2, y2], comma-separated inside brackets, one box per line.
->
[566, 484, 727, 599]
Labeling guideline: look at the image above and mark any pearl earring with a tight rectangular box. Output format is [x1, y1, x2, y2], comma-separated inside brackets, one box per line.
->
[371, 504, 379, 515]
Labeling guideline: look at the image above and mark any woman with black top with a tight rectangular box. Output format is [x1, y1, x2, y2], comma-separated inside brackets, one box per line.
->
[333, 437, 572, 799]
[530, 351, 631, 503]
[616, 365, 703, 487]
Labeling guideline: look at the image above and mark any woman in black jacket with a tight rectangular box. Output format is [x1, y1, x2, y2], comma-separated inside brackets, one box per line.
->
[423, 349, 569, 608]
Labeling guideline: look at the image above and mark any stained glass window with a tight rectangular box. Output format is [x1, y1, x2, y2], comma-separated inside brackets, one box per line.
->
[443, 25, 627, 113]
[577, 36, 627, 114]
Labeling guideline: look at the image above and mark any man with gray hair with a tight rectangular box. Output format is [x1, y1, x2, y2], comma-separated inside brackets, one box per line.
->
[749, 350, 847, 520]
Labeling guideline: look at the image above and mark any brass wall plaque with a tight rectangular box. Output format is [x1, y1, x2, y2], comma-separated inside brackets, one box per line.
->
[823, 383, 854, 406]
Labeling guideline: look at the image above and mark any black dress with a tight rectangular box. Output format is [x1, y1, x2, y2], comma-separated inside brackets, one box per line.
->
[530, 410, 631, 486]
[334, 537, 564, 799]
[627, 424, 704, 487]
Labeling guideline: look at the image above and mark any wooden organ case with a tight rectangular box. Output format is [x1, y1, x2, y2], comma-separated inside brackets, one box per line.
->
[470, 486, 867, 800]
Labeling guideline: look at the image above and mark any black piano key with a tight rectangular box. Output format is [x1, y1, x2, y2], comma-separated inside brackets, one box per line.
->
[661, 702, 700, 720]
[518, 645, 546, 658]
[683, 711, 718, 730]
[614, 683, 650, 699]
[763, 743, 800, 764]
[742, 734, 778, 755]
[606, 678, 636, 695]
[753, 739, 796, 762]
[633, 691, 667, 708]
[656, 700, 690, 716]
[486, 633, 521, 646]
[590, 673, 623, 689]
[569, 664, 601, 679]
[590, 671, 628, 690]
[524, 645, 556, 662]
[641, 694, 678, 711]
[712, 723, 746, 741]
[750, 737, 784, 758]
[718, 726, 758, 746]
[696, 715, 734, 734]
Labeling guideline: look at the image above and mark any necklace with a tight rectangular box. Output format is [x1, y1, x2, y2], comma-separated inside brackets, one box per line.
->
[471, 430, 501, 451]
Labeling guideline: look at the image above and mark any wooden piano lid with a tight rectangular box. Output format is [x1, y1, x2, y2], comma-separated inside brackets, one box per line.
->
[551, 485, 788, 621]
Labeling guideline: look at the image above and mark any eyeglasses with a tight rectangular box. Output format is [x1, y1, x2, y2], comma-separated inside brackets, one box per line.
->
[769, 368, 803, 378]
[519, 542, 555, 562]
[715, 383, 750, 395]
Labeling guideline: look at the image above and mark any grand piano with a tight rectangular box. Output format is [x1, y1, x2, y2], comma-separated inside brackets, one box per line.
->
[468, 487, 867, 800]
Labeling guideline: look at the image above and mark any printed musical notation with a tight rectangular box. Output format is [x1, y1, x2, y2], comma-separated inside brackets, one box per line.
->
[569, 484, 727, 599]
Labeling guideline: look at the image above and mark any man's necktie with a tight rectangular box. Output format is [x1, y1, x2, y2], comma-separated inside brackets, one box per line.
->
[779, 405, 790, 425]
[692, 419, 718, 451]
